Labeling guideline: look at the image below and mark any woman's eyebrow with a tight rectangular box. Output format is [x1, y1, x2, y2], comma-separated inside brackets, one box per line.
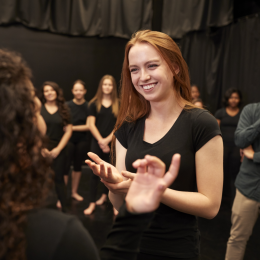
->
[129, 59, 160, 68]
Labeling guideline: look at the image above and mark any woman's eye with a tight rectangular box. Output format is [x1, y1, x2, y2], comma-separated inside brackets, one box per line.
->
[148, 64, 158, 68]
[130, 68, 138, 73]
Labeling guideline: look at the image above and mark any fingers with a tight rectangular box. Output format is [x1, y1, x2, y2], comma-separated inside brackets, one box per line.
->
[132, 159, 147, 173]
[163, 154, 181, 187]
[88, 152, 104, 164]
[145, 155, 165, 176]
[122, 171, 135, 180]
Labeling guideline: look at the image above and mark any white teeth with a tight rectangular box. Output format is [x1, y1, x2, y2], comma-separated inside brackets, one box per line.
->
[143, 84, 156, 90]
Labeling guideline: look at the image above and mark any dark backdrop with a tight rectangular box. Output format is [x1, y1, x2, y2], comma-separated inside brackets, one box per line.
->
[0, 24, 128, 101]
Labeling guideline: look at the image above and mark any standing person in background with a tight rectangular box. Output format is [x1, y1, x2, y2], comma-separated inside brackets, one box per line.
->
[225, 102, 260, 260]
[66, 80, 89, 202]
[215, 88, 242, 206]
[40, 81, 72, 212]
[84, 75, 119, 215]
[192, 98, 204, 108]
[191, 84, 200, 101]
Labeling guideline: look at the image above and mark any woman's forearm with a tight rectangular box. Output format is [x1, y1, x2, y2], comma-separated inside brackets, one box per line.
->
[56, 125, 72, 152]
[89, 124, 103, 142]
[72, 125, 89, 132]
[161, 189, 220, 219]
[109, 191, 125, 211]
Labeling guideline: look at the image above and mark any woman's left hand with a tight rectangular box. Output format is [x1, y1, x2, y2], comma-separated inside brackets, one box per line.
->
[50, 147, 60, 158]
[102, 178, 132, 195]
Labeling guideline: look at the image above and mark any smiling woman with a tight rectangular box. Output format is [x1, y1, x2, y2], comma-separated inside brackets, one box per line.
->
[86, 30, 223, 260]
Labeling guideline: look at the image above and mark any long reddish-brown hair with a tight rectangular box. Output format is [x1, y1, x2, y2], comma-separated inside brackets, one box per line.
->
[111, 30, 197, 164]
[89, 75, 119, 117]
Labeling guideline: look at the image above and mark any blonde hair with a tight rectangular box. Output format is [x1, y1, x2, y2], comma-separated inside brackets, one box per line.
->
[89, 75, 119, 117]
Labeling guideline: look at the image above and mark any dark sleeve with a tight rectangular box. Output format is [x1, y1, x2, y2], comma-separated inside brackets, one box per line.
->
[214, 108, 223, 120]
[114, 122, 129, 149]
[234, 104, 260, 148]
[65, 103, 72, 124]
[100, 203, 154, 260]
[89, 102, 97, 117]
[52, 217, 100, 260]
[193, 111, 222, 152]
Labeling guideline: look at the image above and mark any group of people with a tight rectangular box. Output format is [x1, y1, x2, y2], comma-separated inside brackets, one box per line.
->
[39, 76, 119, 215]
[0, 28, 258, 260]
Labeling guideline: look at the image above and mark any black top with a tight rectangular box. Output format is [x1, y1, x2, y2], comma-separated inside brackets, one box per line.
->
[26, 204, 154, 260]
[234, 103, 260, 202]
[115, 108, 221, 258]
[41, 105, 67, 143]
[88, 101, 117, 138]
[67, 100, 89, 142]
[215, 107, 241, 146]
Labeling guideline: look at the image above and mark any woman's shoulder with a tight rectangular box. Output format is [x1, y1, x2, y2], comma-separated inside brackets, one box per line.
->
[214, 107, 225, 119]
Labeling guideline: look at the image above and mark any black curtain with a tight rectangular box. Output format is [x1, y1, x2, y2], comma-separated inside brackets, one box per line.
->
[162, 0, 233, 39]
[0, 0, 152, 38]
[180, 15, 260, 113]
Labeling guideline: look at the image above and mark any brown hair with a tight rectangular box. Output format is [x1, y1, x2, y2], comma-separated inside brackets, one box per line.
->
[89, 75, 119, 117]
[73, 79, 86, 89]
[0, 49, 53, 260]
[39, 81, 70, 126]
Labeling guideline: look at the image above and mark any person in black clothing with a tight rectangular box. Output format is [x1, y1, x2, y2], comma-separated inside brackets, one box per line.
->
[66, 80, 89, 201]
[0, 47, 183, 260]
[84, 75, 119, 215]
[86, 30, 223, 260]
[215, 88, 242, 205]
[40, 81, 72, 212]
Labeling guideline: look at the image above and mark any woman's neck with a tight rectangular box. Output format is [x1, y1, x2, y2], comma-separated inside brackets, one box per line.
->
[102, 93, 112, 100]
[45, 100, 57, 107]
[149, 93, 184, 121]
[73, 98, 85, 105]
[226, 106, 239, 112]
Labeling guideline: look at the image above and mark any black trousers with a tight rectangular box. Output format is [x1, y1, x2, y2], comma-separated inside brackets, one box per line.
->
[66, 140, 88, 173]
[89, 138, 110, 202]
[223, 144, 241, 204]
[48, 141, 68, 212]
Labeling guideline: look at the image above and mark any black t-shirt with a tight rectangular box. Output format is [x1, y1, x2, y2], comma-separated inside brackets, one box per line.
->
[26, 204, 154, 260]
[115, 108, 221, 258]
[88, 101, 117, 138]
[215, 107, 240, 146]
[67, 100, 89, 142]
[41, 105, 65, 143]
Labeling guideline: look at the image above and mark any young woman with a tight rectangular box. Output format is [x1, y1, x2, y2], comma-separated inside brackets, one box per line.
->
[86, 30, 223, 260]
[39, 81, 72, 212]
[84, 75, 119, 215]
[0, 48, 182, 260]
[215, 88, 242, 205]
[66, 80, 89, 201]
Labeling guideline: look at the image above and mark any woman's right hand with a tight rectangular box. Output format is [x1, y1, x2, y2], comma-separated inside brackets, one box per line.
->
[85, 152, 123, 183]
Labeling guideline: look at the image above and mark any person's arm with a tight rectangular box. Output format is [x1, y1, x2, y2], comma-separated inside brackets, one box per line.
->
[88, 116, 103, 142]
[108, 139, 128, 210]
[34, 96, 47, 135]
[98, 131, 114, 147]
[72, 118, 89, 131]
[50, 124, 72, 158]
[216, 119, 221, 126]
[161, 135, 223, 219]
[235, 105, 260, 148]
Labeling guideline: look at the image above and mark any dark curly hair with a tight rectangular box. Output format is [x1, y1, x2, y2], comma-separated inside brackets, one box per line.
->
[222, 88, 242, 107]
[0, 49, 53, 260]
[39, 81, 70, 126]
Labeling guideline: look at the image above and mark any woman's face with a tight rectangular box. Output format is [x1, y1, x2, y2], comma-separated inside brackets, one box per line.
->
[72, 83, 86, 100]
[102, 79, 113, 95]
[228, 92, 240, 108]
[128, 42, 174, 103]
[191, 86, 200, 100]
[43, 85, 57, 102]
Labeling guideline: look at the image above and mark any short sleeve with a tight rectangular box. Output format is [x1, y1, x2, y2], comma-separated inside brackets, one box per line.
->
[114, 122, 131, 149]
[214, 108, 223, 120]
[88, 102, 97, 117]
[193, 111, 222, 152]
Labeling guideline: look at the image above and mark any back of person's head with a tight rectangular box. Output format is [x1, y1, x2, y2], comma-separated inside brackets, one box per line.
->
[0, 49, 52, 260]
